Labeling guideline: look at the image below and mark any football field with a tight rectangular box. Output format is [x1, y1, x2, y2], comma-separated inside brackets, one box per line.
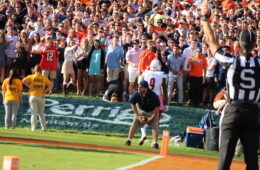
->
[0, 128, 248, 170]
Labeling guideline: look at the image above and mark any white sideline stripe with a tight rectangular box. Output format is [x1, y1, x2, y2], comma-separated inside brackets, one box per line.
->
[116, 155, 163, 170]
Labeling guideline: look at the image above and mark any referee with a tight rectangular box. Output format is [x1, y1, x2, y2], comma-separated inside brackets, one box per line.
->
[201, 1, 259, 170]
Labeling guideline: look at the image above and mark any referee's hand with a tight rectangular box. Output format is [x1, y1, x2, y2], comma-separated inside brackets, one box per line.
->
[201, 0, 210, 16]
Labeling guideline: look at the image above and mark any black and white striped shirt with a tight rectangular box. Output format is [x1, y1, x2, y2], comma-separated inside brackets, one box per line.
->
[215, 48, 260, 102]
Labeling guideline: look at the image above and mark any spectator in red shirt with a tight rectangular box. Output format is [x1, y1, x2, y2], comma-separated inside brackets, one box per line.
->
[39, 36, 59, 94]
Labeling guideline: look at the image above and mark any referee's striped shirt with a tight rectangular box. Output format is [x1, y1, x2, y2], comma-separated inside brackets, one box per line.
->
[215, 48, 260, 102]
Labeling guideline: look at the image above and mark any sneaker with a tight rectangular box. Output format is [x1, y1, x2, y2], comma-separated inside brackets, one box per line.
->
[151, 143, 159, 149]
[67, 81, 74, 89]
[138, 136, 147, 145]
[125, 140, 131, 146]
[187, 100, 193, 106]
[164, 105, 169, 112]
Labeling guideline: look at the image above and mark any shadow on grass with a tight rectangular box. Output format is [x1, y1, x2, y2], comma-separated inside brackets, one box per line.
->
[47, 129, 129, 138]
[0, 142, 137, 155]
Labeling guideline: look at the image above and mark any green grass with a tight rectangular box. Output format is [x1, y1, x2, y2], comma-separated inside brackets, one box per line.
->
[0, 142, 152, 170]
[0, 128, 246, 161]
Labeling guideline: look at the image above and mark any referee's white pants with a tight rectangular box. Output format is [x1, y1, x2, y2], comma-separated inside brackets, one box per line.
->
[29, 96, 46, 131]
[168, 76, 183, 104]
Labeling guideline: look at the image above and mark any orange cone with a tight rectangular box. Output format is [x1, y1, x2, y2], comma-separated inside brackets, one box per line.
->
[2, 156, 19, 170]
[160, 130, 170, 156]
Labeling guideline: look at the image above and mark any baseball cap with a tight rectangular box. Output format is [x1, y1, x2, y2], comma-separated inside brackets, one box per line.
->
[165, 7, 172, 15]
[6, 9, 12, 13]
[57, 36, 66, 41]
[113, 11, 119, 15]
[196, 48, 202, 52]
[66, 8, 73, 12]
[156, 39, 162, 43]
[190, 30, 196, 34]
[28, 22, 35, 28]
[179, 20, 185, 24]
[239, 30, 256, 44]
[139, 80, 149, 88]
[45, 36, 52, 40]
[132, 39, 139, 44]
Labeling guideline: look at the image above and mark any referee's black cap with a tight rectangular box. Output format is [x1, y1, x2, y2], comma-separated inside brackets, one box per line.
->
[239, 30, 256, 44]
[239, 30, 256, 51]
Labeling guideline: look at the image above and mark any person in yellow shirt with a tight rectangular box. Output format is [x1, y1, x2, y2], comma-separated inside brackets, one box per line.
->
[22, 65, 53, 131]
[2, 69, 23, 129]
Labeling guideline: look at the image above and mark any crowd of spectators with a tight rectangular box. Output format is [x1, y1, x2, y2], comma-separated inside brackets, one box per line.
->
[0, 0, 259, 108]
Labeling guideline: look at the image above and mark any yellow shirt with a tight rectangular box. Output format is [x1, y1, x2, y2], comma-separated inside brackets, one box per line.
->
[2, 78, 23, 102]
[23, 73, 52, 97]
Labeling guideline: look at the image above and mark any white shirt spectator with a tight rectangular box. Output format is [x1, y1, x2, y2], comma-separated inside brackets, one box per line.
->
[183, 47, 196, 71]
[29, 28, 45, 40]
[64, 45, 77, 61]
[5, 35, 19, 58]
[32, 42, 43, 52]
[126, 48, 142, 71]
[205, 57, 217, 77]
[66, 37, 79, 45]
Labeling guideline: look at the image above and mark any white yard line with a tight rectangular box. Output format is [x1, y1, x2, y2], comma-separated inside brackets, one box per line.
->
[116, 155, 163, 170]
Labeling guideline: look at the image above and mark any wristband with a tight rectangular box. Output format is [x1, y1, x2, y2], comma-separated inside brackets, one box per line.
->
[201, 15, 211, 21]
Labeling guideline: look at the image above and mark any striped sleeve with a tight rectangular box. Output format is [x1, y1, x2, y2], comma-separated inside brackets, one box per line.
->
[214, 47, 235, 68]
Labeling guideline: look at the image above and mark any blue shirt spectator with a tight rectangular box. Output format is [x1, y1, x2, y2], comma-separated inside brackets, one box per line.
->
[106, 44, 124, 68]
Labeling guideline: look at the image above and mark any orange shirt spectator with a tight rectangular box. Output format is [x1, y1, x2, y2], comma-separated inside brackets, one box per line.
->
[138, 41, 157, 74]
[188, 54, 207, 77]
[213, 91, 225, 103]
[75, 30, 85, 41]
[81, 0, 93, 6]
[221, 0, 236, 11]
[240, 1, 250, 7]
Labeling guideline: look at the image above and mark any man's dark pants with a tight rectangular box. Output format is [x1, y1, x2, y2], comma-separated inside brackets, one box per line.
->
[189, 76, 203, 105]
[218, 103, 259, 170]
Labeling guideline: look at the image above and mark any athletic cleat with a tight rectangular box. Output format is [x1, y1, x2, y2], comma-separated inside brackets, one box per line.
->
[138, 136, 147, 145]
[151, 143, 159, 149]
[125, 140, 131, 146]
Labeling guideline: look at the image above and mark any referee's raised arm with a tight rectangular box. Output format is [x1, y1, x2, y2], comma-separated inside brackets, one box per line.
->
[200, 0, 219, 55]
[201, 0, 235, 68]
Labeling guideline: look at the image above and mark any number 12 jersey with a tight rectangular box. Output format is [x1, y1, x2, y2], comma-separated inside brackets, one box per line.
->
[39, 45, 58, 71]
